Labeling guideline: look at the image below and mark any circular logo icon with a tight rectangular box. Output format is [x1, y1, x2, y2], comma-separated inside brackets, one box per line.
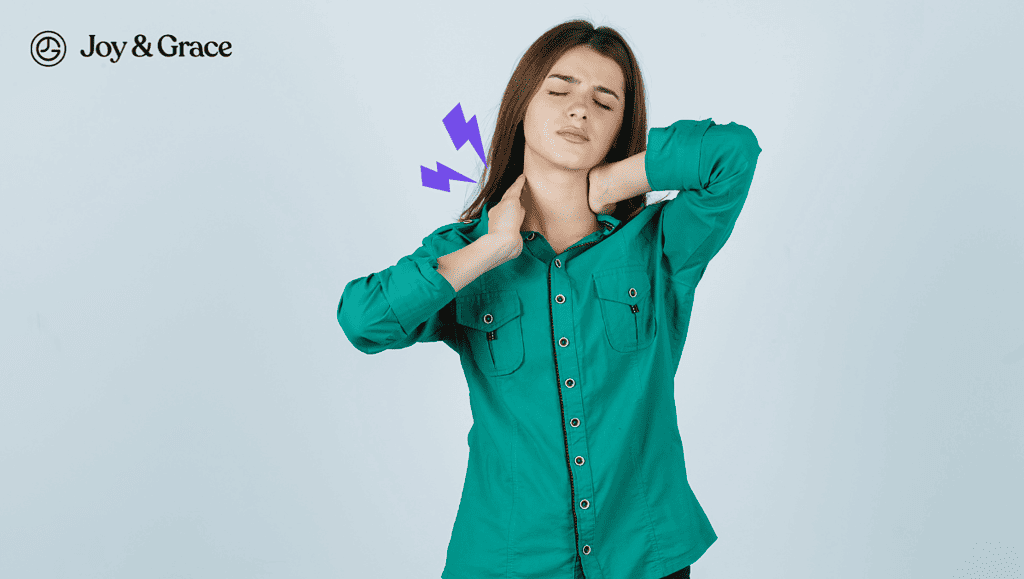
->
[32, 31, 66, 67]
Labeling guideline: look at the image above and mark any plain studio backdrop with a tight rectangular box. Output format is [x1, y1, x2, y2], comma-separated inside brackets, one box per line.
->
[2, 1, 1022, 578]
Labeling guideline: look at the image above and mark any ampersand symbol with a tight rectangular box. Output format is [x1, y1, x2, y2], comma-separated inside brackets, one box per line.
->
[132, 34, 152, 57]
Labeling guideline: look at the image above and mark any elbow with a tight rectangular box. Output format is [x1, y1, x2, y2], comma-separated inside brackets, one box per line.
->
[337, 293, 379, 355]
[722, 124, 762, 183]
[716, 121, 762, 164]
[733, 123, 762, 164]
[337, 296, 352, 338]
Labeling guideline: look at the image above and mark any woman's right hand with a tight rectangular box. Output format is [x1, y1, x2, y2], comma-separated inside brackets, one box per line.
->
[486, 174, 527, 259]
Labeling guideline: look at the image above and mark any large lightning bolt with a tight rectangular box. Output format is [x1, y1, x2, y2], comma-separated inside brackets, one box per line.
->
[421, 162, 476, 192]
[442, 103, 487, 168]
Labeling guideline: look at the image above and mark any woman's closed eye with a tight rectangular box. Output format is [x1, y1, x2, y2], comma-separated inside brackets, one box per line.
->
[548, 91, 612, 111]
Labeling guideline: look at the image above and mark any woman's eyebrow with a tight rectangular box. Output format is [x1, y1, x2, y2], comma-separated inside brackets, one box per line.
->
[547, 74, 620, 101]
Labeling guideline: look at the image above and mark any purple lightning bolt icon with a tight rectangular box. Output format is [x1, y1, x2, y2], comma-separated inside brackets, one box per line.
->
[442, 103, 488, 168]
[421, 102, 487, 192]
[421, 162, 476, 192]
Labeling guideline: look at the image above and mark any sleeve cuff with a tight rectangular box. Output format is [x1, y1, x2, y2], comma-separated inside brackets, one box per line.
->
[646, 118, 715, 193]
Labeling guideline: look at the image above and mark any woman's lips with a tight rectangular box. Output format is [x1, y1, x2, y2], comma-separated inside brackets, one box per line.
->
[557, 131, 589, 144]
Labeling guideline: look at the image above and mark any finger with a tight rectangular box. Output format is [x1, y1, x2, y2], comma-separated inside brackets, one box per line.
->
[507, 174, 526, 198]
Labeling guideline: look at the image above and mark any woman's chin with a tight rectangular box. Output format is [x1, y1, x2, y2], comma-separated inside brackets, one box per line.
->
[525, 146, 594, 172]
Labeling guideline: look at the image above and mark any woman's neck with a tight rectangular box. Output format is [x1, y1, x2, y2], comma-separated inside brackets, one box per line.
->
[519, 151, 600, 242]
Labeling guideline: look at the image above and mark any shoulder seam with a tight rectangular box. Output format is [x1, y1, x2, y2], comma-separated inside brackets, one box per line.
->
[424, 219, 477, 242]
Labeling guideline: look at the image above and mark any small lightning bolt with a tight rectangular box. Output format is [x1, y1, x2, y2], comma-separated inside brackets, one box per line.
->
[421, 162, 476, 192]
[443, 103, 487, 167]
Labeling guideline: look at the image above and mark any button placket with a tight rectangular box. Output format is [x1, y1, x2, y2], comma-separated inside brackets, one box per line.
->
[550, 263, 597, 564]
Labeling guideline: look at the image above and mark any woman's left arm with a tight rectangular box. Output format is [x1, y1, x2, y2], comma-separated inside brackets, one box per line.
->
[590, 120, 762, 286]
[587, 151, 651, 215]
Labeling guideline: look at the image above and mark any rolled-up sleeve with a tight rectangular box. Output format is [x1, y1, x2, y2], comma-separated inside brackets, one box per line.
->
[646, 118, 762, 286]
[337, 233, 459, 354]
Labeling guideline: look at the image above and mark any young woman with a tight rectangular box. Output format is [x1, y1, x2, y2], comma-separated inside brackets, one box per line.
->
[338, 20, 761, 579]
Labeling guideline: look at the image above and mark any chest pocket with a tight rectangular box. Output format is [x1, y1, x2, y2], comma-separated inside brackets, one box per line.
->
[456, 290, 525, 376]
[593, 267, 657, 352]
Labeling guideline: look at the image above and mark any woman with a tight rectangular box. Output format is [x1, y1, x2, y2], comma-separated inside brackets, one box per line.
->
[338, 20, 761, 579]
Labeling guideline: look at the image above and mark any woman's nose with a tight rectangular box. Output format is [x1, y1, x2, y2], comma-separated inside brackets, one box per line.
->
[568, 101, 587, 119]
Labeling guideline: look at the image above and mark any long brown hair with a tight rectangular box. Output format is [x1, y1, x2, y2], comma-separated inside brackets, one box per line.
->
[456, 20, 650, 225]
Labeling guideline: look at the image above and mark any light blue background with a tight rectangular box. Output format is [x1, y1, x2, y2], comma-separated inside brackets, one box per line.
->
[2, 1, 1022, 578]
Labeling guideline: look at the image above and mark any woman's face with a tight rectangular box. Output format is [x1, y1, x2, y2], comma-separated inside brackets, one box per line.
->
[523, 46, 626, 172]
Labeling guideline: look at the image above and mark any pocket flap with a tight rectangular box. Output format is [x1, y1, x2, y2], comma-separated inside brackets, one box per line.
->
[456, 290, 522, 331]
[592, 268, 652, 305]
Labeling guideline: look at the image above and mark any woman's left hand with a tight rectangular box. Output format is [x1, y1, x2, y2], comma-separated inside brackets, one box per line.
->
[587, 163, 617, 215]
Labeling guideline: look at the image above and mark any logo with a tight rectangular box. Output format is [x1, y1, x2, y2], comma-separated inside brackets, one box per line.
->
[30, 32, 234, 66]
[31, 31, 66, 67]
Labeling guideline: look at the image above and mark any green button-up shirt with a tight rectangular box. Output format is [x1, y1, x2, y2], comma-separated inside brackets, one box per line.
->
[338, 118, 761, 579]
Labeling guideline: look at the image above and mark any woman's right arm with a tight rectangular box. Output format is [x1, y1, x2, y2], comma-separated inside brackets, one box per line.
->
[337, 231, 520, 354]
[339, 174, 527, 354]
